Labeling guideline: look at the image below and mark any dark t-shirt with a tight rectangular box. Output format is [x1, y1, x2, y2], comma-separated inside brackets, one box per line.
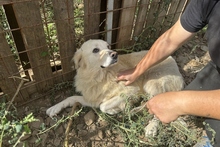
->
[180, 0, 220, 68]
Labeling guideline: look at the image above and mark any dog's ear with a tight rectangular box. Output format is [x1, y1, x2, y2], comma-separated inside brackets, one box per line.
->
[72, 50, 85, 70]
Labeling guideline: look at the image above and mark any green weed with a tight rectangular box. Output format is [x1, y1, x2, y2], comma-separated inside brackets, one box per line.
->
[94, 94, 201, 147]
[0, 101, 38, 147]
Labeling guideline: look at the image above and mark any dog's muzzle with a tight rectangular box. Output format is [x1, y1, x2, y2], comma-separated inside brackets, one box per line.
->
[100, 51, 118, 68]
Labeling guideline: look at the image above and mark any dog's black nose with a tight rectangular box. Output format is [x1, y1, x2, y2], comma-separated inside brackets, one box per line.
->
[110, 52, 118, 59]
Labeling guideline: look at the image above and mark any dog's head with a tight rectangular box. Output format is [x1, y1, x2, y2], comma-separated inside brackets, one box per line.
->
[73, 39, 118, 70]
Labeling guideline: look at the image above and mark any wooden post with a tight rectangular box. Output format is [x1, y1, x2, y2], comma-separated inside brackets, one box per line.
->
[111, 0, 122, 48]
[159, 0, 181, 35]
[152, 1, 169, 38]
[3, 4, 31, 80]
[84, 0, 102, 40]
[133, 0, 150, 38]
[0, 27, 27, 102]
[116, 0, 138, 48]
[142, 0, 160, 41]
[12, 1, 53, 92]
[52, 0, 75, 81]
[172, 0, 188, 24]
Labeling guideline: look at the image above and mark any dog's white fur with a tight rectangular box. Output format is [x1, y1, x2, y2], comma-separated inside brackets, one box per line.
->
[46, 39, 184, 135]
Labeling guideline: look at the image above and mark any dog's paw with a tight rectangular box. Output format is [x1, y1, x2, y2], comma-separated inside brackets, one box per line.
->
[144, 117, 159, 137]
[101, 108, 122, 115]
[46, 104, 63, 118]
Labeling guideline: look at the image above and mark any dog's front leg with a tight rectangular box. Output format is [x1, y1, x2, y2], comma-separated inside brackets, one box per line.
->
[100, 96, 126, 115]
[46, 96, 90, 118]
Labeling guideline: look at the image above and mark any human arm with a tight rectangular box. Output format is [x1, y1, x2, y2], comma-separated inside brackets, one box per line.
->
[117, 18, 195, 85]
[146, 90, 220, 123]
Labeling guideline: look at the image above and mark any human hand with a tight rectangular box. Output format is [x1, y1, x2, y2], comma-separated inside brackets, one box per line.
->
[146, 92, 182, 123]
[117, 68, 138, 85]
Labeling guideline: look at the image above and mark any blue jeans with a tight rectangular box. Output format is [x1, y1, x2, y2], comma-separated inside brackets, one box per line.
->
[184, 61, 220, 146]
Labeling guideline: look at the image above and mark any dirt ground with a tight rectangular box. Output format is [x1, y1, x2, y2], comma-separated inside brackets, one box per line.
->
[12, 34, 211, 147]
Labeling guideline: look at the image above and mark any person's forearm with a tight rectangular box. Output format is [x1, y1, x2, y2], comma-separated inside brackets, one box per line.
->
[178, 90, 220, 119]
[134, 32, 179, 77]
[116, 19, 194, 85]
[134, 18, 194, 78]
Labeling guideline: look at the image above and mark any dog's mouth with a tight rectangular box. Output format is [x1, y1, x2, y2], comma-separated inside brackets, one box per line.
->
[100, 51, 118, 68]
[101, 58, 117, 68]
[111, 58, 118, 64]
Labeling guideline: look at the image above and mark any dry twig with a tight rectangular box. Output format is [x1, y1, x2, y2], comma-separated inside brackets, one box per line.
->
[7, 76, 29, 111]
[63, 102, 81, 147]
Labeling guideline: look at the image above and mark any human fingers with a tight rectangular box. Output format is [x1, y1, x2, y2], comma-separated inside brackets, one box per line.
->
[117, 70, 128, 81]
[117, 68, 137, 85]
[117, 77, 133, 85]
[125, 80, 132, 86]
[117, 74, 126, 81]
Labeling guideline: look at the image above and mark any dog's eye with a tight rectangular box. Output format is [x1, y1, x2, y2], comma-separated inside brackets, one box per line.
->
[92, 48, 100, 53]
[107, 45, 111, 49]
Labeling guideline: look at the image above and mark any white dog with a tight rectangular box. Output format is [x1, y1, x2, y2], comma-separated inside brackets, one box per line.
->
[46, 39, 184, 136]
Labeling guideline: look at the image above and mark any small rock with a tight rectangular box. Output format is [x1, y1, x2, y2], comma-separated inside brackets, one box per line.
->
[45, 117, 51, 126]
[105, 129, 112, 137]
[98, 119, 109, 128]
[39, 132, 48, 146]
[77, 124, 84, 130]
[46, 117, 56, 126]
[28, 136, 39, 144]
[56, 125, 64, 136]
[112, 129, 118, 134]
[32, 130, 38, 136]
[30, 117, 43, 129]
[53, 137, 61, 146]
[106, 142, 114, 147]
[84, 110, 96, 126]
[98, 130, 104, 139]
[88, 124, 96, 132]
[200, 45, 208, 51]
[56, 125, 65, 137]
[78, 130, 88, 137]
